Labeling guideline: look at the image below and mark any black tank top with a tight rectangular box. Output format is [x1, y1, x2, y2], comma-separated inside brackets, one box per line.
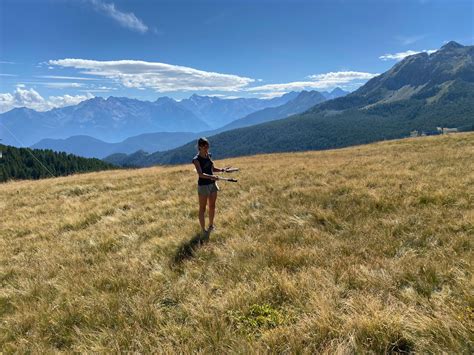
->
[192, 153, 215, 185]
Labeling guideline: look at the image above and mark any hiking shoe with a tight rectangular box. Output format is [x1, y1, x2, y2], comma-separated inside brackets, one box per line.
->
[207, 224, 216, 232]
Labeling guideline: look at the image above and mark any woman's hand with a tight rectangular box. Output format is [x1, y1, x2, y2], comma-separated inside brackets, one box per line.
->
[224, 166, 239, 173]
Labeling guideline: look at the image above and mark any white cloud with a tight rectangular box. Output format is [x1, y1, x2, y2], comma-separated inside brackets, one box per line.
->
[48, 58, 255, 92]
[247, 71, 378, 92]
[88, 0, 149, 34]
[19, 82, 86, 89]
[14, 87, 44, 105]
[0, 73, 16, 77]
[395, 35, 426, 46]
[97, 86, 116, 90]
[79, 85, 117, 93]
[308, 71, 378, 83]
[48, 94, 94, 108]
[220, 95, 243, 99]
[36, 75, 99, 81]
[0, 88, 46, 113]
[247, 81, 313, 92]
[42, 82, 85, 89]
[207, 94, 245, 99]
[252, 91, 289, 99]
[0, 87, 93, 113]
[0, 94, 16, 112]
[379, 49, 437, 61]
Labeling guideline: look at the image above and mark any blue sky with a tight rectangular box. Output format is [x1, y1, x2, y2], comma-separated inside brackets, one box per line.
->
[0, 0, 472, 112]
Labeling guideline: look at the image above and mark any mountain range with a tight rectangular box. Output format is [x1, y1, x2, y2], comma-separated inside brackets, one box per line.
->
[27, 88, 347, 158]
[178, 91, 299, 127]
[0, 96, 207, 147]
[177, 89, 346, 128]
[0, 90, 312, 148]
[107, 41, 474, 167]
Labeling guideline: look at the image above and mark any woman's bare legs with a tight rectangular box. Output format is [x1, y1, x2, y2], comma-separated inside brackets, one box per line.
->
[208, 192, 217, 227]
[198, 193, 207, 232]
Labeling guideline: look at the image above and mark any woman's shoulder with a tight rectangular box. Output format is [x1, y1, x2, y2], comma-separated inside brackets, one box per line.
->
[192, 153, 212, 161]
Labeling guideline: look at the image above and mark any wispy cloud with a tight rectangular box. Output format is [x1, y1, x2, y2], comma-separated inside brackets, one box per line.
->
[218, 95, 243, 100]
[0, 87, 93, 113]
[247, 71, 378, 93]
[0, 73, 16, 77]
[42, 82, 85, 89]
[379, 49, 437, 61]
[48, 58, 255, 92]
[0, 61, 15, 64]
[204, 94, 244, 100]
[251, 91, 289, 99]
[88, 0, 149, 34]
[395, 35, 426, 45]
[21, 82, 86, 89]
[97, 86, 116, 90]
[79, 85, 118, 93]
[35, 75, 100, 81]
[308, 71, 378, 84]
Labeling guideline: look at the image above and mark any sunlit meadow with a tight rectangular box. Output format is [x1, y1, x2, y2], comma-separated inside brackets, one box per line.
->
[1, 132, 473, 352]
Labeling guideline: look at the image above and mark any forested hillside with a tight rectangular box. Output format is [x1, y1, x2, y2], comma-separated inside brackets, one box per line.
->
[0, 144, 117, 182]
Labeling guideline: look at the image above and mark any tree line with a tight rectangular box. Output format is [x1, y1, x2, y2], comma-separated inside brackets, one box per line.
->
[0, 144, 117, 183]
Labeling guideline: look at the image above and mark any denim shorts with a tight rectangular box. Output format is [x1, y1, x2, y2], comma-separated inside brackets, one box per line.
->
[197, 182, 219, 196]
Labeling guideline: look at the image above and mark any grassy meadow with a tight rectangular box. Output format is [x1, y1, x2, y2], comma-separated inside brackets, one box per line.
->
[1, 132, 473, 353]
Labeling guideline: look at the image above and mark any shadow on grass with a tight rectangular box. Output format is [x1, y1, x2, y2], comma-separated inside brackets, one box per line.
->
[171, 231, 210, 266]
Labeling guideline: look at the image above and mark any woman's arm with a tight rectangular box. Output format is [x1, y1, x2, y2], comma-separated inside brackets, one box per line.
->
[213, 165, 231, 173]
[193, 160, 220, 180]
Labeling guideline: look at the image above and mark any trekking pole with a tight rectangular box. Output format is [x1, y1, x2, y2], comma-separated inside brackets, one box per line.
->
[217, 176, 238, 182]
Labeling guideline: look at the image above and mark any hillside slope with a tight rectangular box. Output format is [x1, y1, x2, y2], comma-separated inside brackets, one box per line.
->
[0, 133, 473, 352]
[32, 132, 199, 159]
[215, 90, 327, 132]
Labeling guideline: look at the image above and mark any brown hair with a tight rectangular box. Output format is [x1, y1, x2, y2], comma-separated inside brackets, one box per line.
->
[197, 137, 209, 149]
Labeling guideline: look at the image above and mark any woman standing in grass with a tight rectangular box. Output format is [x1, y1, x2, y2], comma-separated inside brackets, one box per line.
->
[192, 137, 236, 235]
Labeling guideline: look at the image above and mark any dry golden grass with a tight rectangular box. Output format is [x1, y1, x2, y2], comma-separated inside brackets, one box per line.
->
[1, 133, 473, 353]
